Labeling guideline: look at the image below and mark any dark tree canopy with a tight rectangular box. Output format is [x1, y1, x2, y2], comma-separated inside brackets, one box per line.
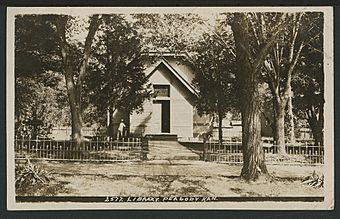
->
[15, 15, 70, 138]
[292, 14, 324, 145]
[84, 15, 151, 125]
[15, 15, 64, 77]
[190, 29, 237, 142]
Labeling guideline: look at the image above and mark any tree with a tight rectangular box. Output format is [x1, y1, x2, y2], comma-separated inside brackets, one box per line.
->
[262, 14, 304, 154]
[15, 15, 70, 138]
[190, 30, 237, 143]
[15, 14, 100, 142]
[292, 13, 324, 145]
[84, 15, 151, 131]
[262, 12, 323, 153]
[54, 15, 101, 144]
[230, 12, 289, 180]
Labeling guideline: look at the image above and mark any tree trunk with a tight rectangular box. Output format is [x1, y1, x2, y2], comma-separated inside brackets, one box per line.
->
[307, 106, 324, 146]
[311, 124, 323, 146]
[317, 105, 324, 145]
[70, 103, 83, 143]
[109, 107, 116, 140]
[240, 87, 268, 180]
[274, 105, 286, 154]
[218, 111, 223, 143]
[232, 13, 269, 181]
[64, 68, 83, 145]
[287, 85, 296, 145]
[272, 96, 277, 140]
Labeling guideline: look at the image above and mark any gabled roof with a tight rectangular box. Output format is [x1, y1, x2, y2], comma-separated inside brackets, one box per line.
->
[145, 56, 198, 96]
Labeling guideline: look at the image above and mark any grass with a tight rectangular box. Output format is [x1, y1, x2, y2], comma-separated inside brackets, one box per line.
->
[15, 160, 324, 198]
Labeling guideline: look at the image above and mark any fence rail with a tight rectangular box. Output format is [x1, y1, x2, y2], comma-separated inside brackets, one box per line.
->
[15, 137, 324, 165]
[204, 140, 324, 165]
[15, 137, 146, 162]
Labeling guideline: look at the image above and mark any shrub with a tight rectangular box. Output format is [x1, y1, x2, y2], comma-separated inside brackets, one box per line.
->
[301, 171, 324, 188]
[15, 159, 53, 193]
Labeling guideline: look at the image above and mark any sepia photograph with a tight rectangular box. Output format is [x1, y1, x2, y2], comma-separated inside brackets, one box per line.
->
[6, 7, 334, 210]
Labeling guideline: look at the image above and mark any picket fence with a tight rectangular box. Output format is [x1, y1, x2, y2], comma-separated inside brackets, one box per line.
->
[203, 139, 324, 165]
[15, 137, 147, 162]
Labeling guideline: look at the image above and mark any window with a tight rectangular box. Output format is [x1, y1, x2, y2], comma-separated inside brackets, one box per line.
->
[153, 85, 170, 97]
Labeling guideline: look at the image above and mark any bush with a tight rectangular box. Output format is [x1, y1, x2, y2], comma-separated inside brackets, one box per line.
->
[301, 171, 324, 188]
[15, 159, 53, 194]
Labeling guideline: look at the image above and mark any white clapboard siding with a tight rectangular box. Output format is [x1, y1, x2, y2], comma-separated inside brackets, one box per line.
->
[130, 59, 195, 138]
[130, 101, 153, 135]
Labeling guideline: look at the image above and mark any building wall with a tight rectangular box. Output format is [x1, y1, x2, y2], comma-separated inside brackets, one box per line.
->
[130, 62, 194, 138]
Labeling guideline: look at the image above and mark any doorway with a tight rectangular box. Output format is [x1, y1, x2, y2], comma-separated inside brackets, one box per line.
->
[161, 100, 170, 133]
[153, 100, 170, 133]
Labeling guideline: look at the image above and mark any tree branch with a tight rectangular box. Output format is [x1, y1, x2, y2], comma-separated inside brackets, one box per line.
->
[250, 12, 261, 46]
[76, 15, 101, 89]
[289, 13, 302, 63]
[305, 43, 324, 54]
[201, 20, 236, 58]
[55, 16, 69, 67]
[279, 14, 304, 104]
[264, 59, 277, 89]
[252, 18, 287, 73]
[282, 40, 304, 103]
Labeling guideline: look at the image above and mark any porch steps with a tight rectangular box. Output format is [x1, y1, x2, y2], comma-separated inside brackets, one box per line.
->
[145, 134, 178, 141]
[147, 140, 200, 160]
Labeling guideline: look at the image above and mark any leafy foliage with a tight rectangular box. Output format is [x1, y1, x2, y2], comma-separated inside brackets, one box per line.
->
[15, 15, 70, 137]
[133, 13, 206, 52]
[15, 72, 70, 138]
[15, 15, 62, 76]
[291, 13, 324, 144]
[190, 30, 237, 118]
[83, 15, 151, 125]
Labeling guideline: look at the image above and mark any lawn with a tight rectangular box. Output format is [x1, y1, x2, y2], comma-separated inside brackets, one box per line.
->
[15, 160, 324, 197]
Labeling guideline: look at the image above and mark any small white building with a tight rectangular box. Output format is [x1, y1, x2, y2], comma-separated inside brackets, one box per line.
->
[128, 53, 210, 139]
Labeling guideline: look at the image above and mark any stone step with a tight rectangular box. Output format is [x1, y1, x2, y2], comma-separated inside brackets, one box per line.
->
[145, 134, 178, 141]
[147, 140, 200, 160]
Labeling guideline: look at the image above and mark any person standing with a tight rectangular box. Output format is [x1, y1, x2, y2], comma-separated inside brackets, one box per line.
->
[117, 119, 126, 140]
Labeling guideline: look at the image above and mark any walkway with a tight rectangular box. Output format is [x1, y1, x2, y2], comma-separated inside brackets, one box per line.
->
[147, 140, 200, 160]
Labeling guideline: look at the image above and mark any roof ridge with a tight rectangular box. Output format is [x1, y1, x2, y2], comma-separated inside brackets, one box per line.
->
[160, 57, 198, 95]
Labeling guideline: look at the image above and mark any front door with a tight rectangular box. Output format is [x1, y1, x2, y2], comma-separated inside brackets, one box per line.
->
[161, 100, 170, 133]
[153, 100, 170, 133]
